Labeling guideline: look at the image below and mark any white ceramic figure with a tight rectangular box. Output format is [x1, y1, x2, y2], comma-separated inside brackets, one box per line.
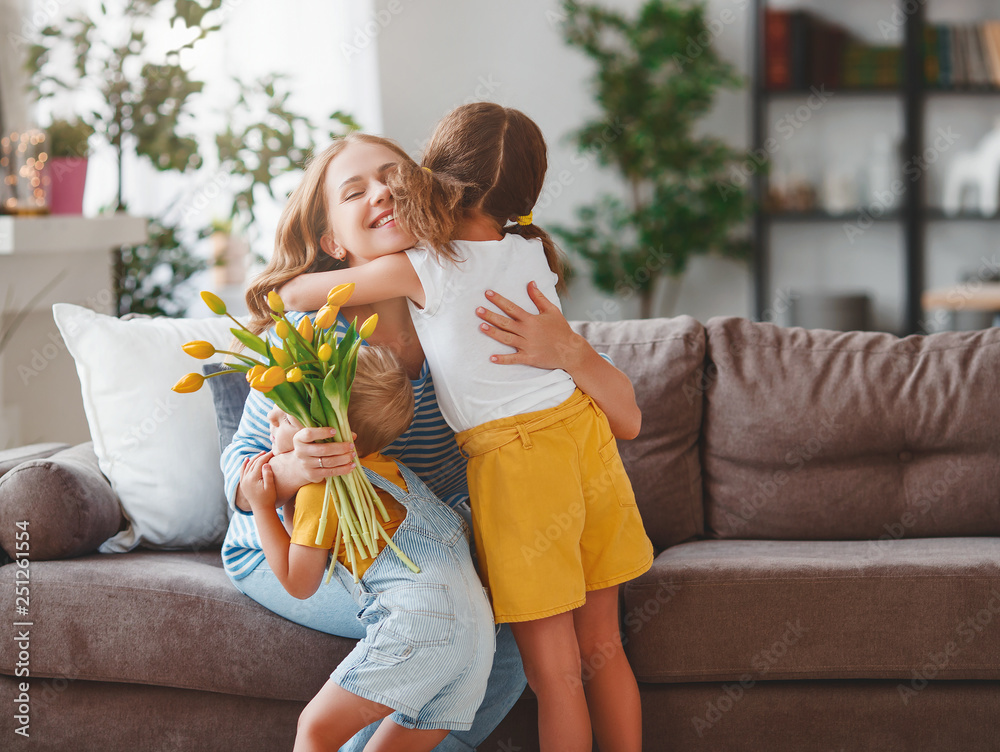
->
[942, 120, 1000, 216]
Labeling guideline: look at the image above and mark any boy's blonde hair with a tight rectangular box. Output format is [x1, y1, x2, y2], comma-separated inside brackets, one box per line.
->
[348, 346, 414, 457]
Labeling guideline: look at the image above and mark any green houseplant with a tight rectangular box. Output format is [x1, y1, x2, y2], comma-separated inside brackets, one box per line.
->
[556, 0, 753, 319]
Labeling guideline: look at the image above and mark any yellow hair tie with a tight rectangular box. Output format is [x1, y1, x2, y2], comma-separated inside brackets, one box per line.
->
[516, 212, 533, 226]
[422, 166, 432, 174]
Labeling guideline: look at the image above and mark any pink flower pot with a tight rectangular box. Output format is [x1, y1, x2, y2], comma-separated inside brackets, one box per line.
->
[47, 157, 88, 215]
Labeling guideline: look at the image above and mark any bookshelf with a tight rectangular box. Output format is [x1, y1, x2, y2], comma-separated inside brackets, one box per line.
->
[750, 0, 1000, 335]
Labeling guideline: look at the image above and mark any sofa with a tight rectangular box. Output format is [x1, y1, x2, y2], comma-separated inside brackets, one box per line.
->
[1, 314, 999, 751]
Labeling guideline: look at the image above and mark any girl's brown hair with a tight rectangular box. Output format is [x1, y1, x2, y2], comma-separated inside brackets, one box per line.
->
[388, 102, 566, 290]
[244, 133, 416, 336]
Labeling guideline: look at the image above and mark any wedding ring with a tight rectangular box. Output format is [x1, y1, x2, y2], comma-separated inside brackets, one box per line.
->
[318, 457, 325, 469]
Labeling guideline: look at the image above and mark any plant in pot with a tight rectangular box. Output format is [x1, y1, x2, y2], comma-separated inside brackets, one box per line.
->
[45, 117, 94, 215]
[555, 0, 754, 319]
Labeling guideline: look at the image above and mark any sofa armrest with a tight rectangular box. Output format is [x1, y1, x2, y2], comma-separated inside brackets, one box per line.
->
[0, 443, 71, 480]
[0, 443, 124, 561]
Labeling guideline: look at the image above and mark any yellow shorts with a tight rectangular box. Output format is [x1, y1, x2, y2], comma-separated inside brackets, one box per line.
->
[456, 389, 654, 624]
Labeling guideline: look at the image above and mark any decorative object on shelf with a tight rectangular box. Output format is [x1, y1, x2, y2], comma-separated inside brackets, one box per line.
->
[45, 118, 94, 215]
[0, 129, 49, 215]
[821, 170, 859, 215]
[865, 133, 901, 211]
[942, 119, 1000, 216]
[555, 0, 753, 319]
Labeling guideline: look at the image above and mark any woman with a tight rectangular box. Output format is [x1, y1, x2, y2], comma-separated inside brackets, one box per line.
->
[221, 132, 641, 751]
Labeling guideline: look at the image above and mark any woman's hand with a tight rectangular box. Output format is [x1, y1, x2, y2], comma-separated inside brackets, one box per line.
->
[476, 282, 642, 440]
[235, 415, 358, 512]
[476, 282, 587, 372]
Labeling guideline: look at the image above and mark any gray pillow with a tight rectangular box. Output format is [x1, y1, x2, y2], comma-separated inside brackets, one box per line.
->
[203, 363, 251, 453]
[0, 443, 123, 560]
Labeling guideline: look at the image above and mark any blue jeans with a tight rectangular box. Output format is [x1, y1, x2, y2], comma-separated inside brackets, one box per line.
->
[232, 560, 525, 750]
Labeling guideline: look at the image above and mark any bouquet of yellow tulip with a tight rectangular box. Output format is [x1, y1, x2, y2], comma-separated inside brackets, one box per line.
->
[173, 285, 419, 582]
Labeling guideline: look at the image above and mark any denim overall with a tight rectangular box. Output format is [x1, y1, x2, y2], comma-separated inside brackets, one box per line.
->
[330, 462, 496, 731]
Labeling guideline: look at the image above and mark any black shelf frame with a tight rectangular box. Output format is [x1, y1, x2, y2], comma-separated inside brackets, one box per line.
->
[750, 0, 936, 334]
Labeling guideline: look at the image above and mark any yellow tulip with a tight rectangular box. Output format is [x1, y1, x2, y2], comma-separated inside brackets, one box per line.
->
[272, 347, 291, 368]
[267, 290, 284, 314]
[249, 376, 273, 394]
[326, 283, 355, 307]
[246, 364, 266, 384]
[259, 365, 286, 389]
[359, 313, 378, 340]
[286, 367, 303, 383]
[181, 340, 216, 359]
[318, 343, 333, 361]
[315, 305, 337, 330]
[200, 291, 226, 315]
[297, 316, 314, 341]
[275, 320, 290, 340]
[171, 373, 204, 393]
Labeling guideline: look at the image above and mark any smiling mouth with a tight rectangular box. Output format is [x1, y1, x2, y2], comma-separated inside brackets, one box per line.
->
[371, 212, 395, 229]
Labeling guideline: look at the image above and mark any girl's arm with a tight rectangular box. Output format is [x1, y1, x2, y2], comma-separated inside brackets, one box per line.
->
[278, 254, 425, 311]
[242, 452, 329, 599]
[476, 282, 642, 440]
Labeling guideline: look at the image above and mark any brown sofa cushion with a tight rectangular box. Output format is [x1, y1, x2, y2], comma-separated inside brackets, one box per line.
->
[0, 443, 70, 479]
[572, 317, 706, 549]
[0, 550, 354, 702]
[623, 537, 1000, 683]
[0, 443, 123, 560]
[702, 318, 1000, 540]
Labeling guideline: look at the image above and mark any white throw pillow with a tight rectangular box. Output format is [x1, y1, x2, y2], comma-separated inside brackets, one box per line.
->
[53, 303, 242, 552]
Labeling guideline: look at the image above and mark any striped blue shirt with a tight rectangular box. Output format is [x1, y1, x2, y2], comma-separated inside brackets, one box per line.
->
[221, 311, 469, 579]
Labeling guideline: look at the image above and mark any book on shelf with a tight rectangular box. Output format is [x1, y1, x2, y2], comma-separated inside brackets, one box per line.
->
[926, 21, 1000, 88]
[763, 9, 895, 91]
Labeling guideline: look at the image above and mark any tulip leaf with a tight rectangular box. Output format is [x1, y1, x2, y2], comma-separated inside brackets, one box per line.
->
[231, 327, 268, 356]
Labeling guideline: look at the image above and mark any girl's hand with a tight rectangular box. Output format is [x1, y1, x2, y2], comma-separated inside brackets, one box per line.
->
[240, 451, 276, 510]
[476, 282, 586, 372]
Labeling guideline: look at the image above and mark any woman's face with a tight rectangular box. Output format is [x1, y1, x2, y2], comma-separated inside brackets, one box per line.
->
[321, 141, 415, 266]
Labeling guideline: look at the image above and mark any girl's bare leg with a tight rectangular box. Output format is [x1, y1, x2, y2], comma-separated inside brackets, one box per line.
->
[573, 585, 642, 752]
[294, 680, 392, 752]
[510, 612, 592, 752]
[364, 720, 449, 752]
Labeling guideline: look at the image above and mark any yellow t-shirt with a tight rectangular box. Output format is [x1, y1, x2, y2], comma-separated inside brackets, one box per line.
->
[290, 453, 408, 578]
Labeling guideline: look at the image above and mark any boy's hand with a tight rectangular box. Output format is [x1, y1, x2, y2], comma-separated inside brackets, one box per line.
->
[240, 451, 276, 510]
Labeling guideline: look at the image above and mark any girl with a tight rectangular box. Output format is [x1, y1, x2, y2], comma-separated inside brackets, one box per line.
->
[223, 129, 641, 751]
[280, 103, 654, 752]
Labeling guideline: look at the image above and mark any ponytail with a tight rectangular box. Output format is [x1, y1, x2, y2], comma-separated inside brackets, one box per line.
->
[388, 161, 468, 262]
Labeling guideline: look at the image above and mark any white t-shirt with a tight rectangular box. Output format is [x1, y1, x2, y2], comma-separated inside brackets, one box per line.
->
[404, 235, 576, 433]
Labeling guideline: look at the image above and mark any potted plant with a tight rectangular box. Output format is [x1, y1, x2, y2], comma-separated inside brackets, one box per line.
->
[555, 0, 754, 319]
[44, 117, 94, 215]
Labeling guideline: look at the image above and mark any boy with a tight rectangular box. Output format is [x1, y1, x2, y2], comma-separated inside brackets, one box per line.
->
[240, 346, 494, 752]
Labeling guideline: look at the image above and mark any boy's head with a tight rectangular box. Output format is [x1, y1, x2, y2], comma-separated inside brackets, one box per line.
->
[348, 346, 414, 457]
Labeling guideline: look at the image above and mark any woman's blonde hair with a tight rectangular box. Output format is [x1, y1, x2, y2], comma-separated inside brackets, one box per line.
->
[244, 132, 416, 336]
[348, 346, 414, 457]
[388, 102, 566, 290]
